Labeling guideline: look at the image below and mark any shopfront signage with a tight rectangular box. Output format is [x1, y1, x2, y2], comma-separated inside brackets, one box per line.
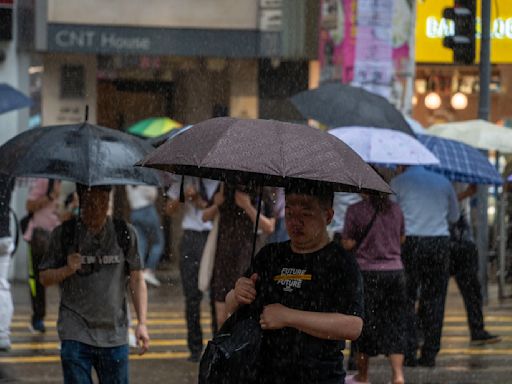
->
[47, 24, 260, 57]
[416, 0, 512, 63]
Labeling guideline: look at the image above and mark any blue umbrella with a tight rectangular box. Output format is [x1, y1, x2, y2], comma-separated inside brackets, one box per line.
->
[0, 83, 32, 115]
[418, 134, 502, 185]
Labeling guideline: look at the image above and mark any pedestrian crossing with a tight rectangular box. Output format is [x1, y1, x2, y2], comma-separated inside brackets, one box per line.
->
[1, 310, 512, 364]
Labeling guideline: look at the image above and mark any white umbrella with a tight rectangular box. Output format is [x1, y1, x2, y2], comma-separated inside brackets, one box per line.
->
[429, 119, 512, 153]
[329, 126, 439, 165]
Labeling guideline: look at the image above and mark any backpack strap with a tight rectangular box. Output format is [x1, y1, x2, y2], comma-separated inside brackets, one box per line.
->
[60, 218, 77, 263]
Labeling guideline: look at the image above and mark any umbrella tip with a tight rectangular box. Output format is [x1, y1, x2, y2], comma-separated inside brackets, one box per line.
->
[84, 105, 89, 122]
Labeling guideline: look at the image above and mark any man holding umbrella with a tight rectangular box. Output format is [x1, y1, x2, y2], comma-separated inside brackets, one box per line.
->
[39, 184, 149, 383]
[226, 184, 364, 383]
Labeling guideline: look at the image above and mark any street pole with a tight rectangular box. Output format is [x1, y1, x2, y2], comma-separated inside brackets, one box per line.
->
[476, 0, 491, 301]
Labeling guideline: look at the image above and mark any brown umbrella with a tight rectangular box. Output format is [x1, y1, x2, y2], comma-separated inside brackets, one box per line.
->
[137, 117, 391, 194]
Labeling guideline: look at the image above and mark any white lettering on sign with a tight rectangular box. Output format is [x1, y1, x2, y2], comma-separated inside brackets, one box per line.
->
[54, 29, 151, 51]
[426, 16, 454, 38]
[55, 30, 96, 48]
[426, 16, 512, 40]
[100, 33, 151, 50]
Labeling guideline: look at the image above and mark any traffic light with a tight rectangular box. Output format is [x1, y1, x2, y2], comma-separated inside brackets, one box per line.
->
[442, 0, 476, 65]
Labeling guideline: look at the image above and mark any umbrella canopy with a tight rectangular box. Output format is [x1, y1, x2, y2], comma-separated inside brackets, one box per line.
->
[0, 122, 162, 186]
[418, 134, 502, 185]
[404, 116, 427, 135]
[138, 117, 391, 194]
[0, 83, 32, 115]
[148, 125, 192, 147]
[329, 127, 439, 166]
[127, 117, 182, 138]
[429, 119, 512, 153]
[290, 82, 414, 135]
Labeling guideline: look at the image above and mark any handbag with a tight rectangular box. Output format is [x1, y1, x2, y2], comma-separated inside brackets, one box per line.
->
[198, 215, 219, 293]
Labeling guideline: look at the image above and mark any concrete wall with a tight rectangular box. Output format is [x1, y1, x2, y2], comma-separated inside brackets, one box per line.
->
[47, 0, 258, 30]
[41, 53, 97, 125]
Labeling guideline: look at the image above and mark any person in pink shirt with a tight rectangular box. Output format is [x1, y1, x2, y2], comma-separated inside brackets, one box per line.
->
[24, 178, 62, 333]
[342, 193, 406, 384]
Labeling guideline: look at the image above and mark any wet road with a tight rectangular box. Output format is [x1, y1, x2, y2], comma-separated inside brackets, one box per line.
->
[2, 267, 512, 384]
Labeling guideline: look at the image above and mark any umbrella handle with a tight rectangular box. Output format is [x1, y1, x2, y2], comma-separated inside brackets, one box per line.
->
[250, 184, 263, 272]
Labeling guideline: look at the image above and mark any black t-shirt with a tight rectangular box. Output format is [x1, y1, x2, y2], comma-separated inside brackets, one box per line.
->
[251, 241, 364, 384]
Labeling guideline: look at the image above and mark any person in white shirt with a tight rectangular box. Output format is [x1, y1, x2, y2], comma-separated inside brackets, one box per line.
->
[166, 177, 219, 362]
[126, 185, 164, 287]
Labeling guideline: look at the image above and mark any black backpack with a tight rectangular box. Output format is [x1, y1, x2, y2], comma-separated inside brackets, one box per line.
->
[59, 217, 132, 274]
[198, 302, 262, 384]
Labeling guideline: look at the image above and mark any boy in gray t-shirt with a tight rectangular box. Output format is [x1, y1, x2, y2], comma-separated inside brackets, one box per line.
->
[39, 185, 149, 384]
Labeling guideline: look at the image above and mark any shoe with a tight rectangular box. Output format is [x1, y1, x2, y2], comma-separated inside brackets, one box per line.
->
[0, 339, 10, 352]
[403, 356, 417, 367]
[143, 270, 161, 287]
[345, 374, 371, 384]
[187, 352, 201, 363]
[29, 319, 46, 334]
[470, 332, 502, 346]
[418, 356, 435, 368]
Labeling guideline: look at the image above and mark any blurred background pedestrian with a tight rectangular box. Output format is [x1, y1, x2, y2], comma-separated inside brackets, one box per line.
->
[166, 177, 219, 362]
[342, 192, 406, 384]
[202, 183, 275, 328]
[23, 178, 62, 334]
[126, 185, 164, 287]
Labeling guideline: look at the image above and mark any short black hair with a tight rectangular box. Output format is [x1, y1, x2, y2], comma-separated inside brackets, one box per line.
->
[76, 184, 112, 200]
[285, 182, 334, 208]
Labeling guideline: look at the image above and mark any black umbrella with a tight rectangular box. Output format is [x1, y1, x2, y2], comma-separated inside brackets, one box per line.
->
[0, 122, 162, 186]
[290, 82, 414, 135]
[0, 83, 32, 115]
[138, 117, 390, 194]
[139, 117, 391, 382]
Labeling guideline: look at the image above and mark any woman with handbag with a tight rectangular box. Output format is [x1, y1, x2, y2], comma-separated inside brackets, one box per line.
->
[342, 192, 406, 384]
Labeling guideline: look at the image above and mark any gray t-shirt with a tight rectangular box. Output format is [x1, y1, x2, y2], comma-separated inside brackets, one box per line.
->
[40, 218, 143, 347]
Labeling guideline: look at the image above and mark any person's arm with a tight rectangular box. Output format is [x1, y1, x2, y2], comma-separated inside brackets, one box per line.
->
[457, 183, 477, 201]
[340, 206, 357, 251]
[26, 195, 52, 213]
[341, 239, 356, 251]
[225, 273, 259, 316]
[447, 185, 460, 223]
[202, 187, 225, 222]
[40, 253, 81, 286]
[259, 304, 362, 341]
[129, 270, 150, 355]
[234, 191, 275, 235]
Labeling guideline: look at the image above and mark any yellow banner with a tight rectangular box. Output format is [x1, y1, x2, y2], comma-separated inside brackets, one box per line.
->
[416, 0, 512, 63]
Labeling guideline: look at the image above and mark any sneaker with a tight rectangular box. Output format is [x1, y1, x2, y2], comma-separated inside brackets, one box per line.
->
[470, 331, 502, 346]
[143, 270, 161, 287]
[345, 374, 371, 384]
[0, 339, 11, 352]
[29, 319, 46, 334]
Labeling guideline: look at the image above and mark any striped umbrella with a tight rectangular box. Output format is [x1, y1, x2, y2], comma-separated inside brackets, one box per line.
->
[127, 117, 182, 138]
[418, 134, 502, 185]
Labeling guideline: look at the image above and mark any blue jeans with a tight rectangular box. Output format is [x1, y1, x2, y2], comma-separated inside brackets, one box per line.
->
[61, 340, 129, 384]
[130, 205, 164, 270]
